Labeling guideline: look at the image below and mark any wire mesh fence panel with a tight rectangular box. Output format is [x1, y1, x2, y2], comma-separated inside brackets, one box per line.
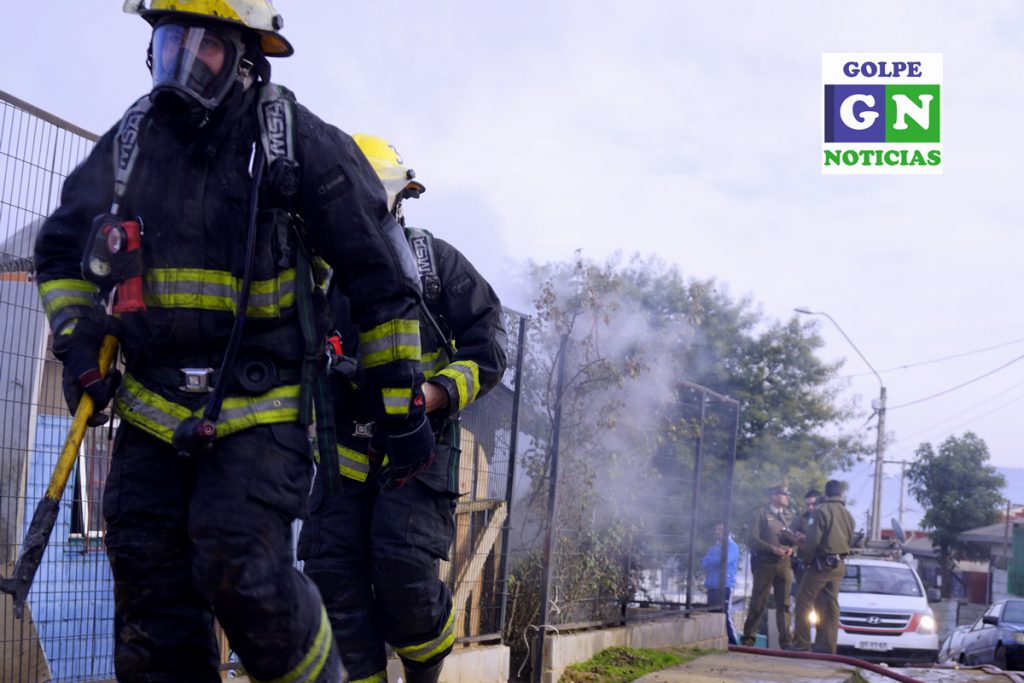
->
[1, 90, 113, 683]
[445, 309, 526, 642]
[541, 380, 739, 629]
[626, 385, 741, 614]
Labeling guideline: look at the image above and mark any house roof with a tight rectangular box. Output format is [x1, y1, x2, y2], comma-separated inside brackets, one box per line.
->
[1, 217, 42, 272]
[958, 519, 1022, 545]
[902, 533, 938, 558]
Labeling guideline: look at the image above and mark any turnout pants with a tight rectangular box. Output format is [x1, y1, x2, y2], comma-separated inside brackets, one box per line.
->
[741, 557, 793, 647]
[793, 559, 845, 653]
[103, 422, 340, 683]
[298, 444, 457, 683]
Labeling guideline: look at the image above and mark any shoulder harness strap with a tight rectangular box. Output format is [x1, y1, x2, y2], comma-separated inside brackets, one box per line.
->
[111, 96, 152, 214]
[256, 84, 302, 205]
[257, 84, 340, 494]
[405, 226, 442, 303]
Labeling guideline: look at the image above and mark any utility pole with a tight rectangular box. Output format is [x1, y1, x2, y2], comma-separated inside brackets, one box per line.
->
[795, 308, 887, 542]
[871, 387, 887, 541]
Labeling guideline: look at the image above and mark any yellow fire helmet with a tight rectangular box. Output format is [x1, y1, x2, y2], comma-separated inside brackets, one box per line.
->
[123, 0, 293, 57]
[353, 134, 427, 214]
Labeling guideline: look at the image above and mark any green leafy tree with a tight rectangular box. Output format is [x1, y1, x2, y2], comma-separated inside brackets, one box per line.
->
[505, 253, 865, 676]
[907, 432, 1006, 597]
[615, 257, 866, 524]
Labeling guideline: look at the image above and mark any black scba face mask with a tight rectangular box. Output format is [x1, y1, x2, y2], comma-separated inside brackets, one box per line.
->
[149, 21, 246, 126]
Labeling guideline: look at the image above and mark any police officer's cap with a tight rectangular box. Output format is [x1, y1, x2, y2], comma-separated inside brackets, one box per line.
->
[769, 484, 791, 496]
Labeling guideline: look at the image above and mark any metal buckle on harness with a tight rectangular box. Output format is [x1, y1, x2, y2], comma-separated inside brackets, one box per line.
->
[180, 368, 215, 393]
[352, 421, 375, 438]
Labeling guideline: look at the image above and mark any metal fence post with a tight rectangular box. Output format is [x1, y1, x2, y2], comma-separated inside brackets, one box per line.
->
[497, 314, 527, 634]
[684, 390, 706, 612]
[532, 332, 569, 683]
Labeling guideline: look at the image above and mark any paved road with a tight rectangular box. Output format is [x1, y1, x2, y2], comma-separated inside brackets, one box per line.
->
[863, 664, 1024, 683]
[635, 652, 1024, 683]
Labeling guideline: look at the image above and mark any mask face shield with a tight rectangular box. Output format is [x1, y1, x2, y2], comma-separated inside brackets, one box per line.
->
[150, 21, 243, 117]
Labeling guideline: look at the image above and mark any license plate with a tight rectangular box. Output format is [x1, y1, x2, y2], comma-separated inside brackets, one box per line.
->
[857, 641, 892, 652]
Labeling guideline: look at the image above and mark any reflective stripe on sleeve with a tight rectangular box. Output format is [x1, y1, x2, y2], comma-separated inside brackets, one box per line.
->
[437, 360, 479, 410]
[420, 348, 447, 379]
[359, 318, 420, 369]
[381, 387, 412, 416]
[38, 278, 102, 329]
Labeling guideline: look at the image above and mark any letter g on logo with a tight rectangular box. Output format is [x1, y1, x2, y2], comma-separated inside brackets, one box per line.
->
[839, 94, 880, 131]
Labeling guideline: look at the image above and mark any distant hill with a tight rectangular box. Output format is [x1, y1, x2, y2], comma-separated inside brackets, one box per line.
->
[833, 461, 1024, 534]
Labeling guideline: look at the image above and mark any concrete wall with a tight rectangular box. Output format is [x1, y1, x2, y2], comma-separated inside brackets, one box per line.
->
[538, 612, 726, 683]
[932, 599, 959, 643]
[385, 644, 510, 683]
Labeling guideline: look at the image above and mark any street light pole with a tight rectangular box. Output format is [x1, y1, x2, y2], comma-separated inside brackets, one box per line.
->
[795, 307, 887, 542]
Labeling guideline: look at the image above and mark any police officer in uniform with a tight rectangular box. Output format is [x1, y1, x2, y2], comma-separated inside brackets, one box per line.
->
[792, 479, 856, 653]
[788, 489, 822, 589]
[34, 4, 433, 681]
[741, 484, 795, 648]
[298, 136, 507, 683]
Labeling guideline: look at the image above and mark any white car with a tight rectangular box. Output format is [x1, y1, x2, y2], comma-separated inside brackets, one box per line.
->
[811, 556, 940, 664]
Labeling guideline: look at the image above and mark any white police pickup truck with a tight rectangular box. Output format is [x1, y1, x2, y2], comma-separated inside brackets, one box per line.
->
[813, 555, 940, 664]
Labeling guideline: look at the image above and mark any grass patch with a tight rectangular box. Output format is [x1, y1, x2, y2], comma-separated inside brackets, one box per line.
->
[559, 646, 706, 682]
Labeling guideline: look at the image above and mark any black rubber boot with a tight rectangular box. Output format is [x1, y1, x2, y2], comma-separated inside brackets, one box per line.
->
[402, 659, 444, 683]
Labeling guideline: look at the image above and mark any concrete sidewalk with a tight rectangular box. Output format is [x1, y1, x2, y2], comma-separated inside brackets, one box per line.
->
[634, 651, 860, 683]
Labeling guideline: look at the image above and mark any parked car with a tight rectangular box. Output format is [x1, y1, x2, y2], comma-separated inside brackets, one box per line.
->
[938, 619, 976, 664]
[811, 556, 940, 664]
[958, 599, 1024, 670]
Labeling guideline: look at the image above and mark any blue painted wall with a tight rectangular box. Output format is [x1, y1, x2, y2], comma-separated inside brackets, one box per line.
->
[26, 415, 115, 682]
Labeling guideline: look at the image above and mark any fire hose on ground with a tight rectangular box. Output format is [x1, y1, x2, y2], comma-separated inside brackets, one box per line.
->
[728, 645, 1024, 683]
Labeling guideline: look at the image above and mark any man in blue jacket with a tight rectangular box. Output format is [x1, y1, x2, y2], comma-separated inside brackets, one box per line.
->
[701, 522, 739, 645]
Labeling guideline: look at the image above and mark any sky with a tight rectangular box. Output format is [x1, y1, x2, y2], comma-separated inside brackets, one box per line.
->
[4, 2, 1023, 513]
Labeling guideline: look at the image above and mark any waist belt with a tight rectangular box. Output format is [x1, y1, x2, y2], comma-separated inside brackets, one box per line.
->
[140, 361, 301, 393]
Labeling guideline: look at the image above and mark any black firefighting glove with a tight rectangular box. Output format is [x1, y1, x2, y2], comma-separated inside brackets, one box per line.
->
[377, 414, 435, 492]
[369, 382, 434, 492]
[52, 316, 121, 427]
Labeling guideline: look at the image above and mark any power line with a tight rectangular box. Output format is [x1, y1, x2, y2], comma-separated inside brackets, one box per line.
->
[891, 379, 1024, 443]
[887, 352, 1024, 410]
[841, 337, 1024, 379]
[889, 389, 1024, 452]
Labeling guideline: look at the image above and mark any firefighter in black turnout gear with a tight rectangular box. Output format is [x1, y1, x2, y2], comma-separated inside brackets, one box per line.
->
[298, 135, 508, 683]
[33, 3, 432, 682]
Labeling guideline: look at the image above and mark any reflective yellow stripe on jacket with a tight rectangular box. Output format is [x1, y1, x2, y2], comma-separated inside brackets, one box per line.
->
[393, 605, 455, 663]
[313, 443, 372, 483]
[437, 360, 479, 411]
[420, 348, 447, 378]
[143, 267, 297, 318]
[249, 606, 332, 683]
[114, 372, 301, 444]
